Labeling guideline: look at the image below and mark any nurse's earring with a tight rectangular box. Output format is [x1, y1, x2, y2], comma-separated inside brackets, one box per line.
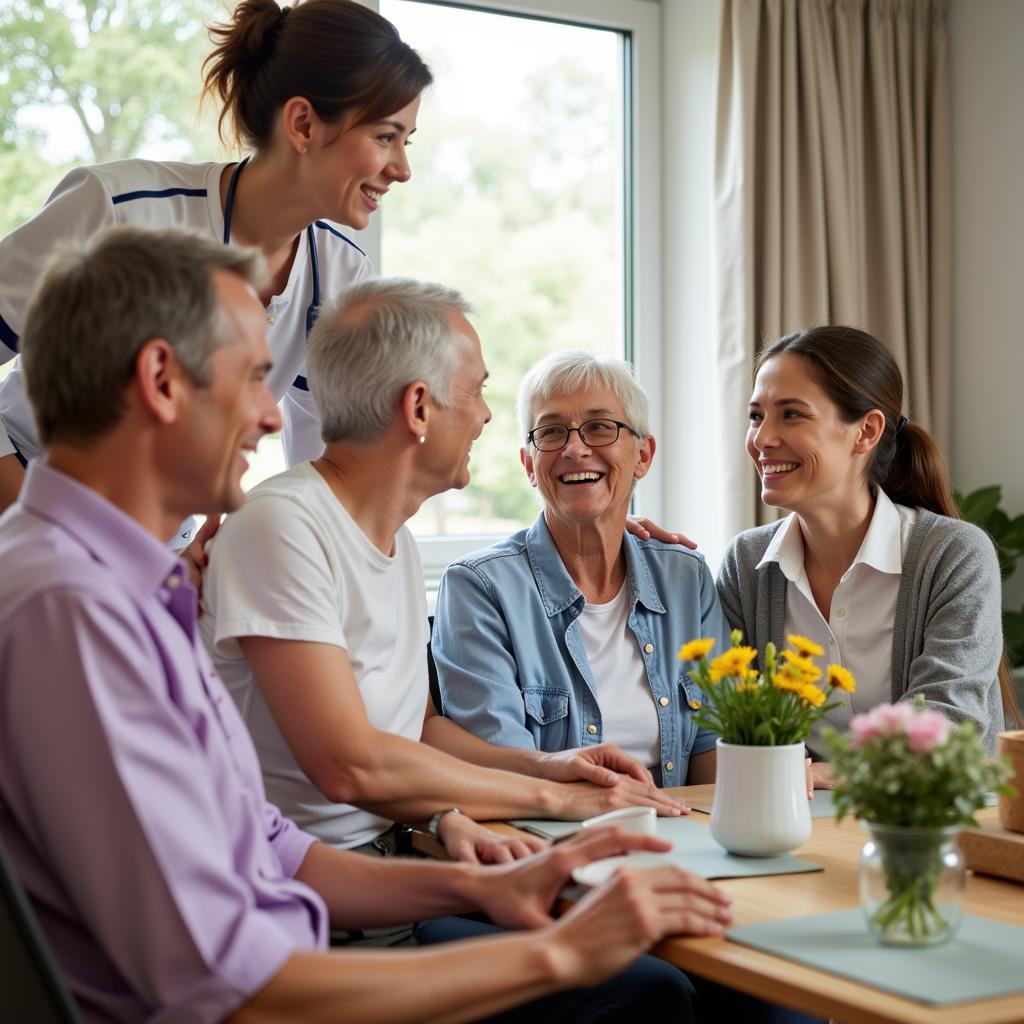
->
[419, 434, 427, 445]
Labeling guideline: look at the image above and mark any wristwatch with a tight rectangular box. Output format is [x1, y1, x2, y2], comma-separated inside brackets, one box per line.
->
[427, 807, 463, 840]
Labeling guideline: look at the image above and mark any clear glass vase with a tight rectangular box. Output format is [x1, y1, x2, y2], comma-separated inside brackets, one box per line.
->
[858, 823, 965, 947]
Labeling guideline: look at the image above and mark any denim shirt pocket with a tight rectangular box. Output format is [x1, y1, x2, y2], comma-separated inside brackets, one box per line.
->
[676, 672, 706, 750]
[522, 687, 571, 749]
[523, 687, 570, 726]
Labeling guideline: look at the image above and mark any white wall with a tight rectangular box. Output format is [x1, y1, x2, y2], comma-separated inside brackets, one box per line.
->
[948, 0, 1024, 604]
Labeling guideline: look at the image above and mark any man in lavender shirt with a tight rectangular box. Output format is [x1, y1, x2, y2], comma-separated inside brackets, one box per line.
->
[0, 224, 732, 1023]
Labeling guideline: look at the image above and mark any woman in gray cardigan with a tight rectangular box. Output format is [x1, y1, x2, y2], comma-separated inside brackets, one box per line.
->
[717, 326, 1017, 776]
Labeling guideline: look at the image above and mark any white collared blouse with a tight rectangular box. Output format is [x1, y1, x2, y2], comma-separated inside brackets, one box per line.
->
[755, 489, 917, 750]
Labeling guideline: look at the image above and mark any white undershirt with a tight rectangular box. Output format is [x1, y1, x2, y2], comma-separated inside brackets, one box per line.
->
[757, 489, 918, 754]
[576, 583, 661, 767]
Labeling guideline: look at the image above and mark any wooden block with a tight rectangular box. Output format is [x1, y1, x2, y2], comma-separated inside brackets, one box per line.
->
[961, 820, 1024, 884]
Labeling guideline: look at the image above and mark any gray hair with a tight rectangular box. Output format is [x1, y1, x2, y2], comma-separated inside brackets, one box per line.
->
[21, 224, 265, 447]
[516, 349, 651, 444]
[308, 277, 474, 445]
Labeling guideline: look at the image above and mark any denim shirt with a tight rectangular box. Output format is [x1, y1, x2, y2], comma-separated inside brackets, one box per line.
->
[432, 514, 730, 787]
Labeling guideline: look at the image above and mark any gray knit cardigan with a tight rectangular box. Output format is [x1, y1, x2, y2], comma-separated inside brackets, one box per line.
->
[716, 510, 1005, 754]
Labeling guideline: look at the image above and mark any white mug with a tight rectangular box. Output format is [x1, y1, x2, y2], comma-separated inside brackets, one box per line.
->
[580, 805, 657, 840]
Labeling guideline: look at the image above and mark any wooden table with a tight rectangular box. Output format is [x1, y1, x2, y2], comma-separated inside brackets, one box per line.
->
[616, 784, 1024, 1024]
[477, 785, 1024, 1024]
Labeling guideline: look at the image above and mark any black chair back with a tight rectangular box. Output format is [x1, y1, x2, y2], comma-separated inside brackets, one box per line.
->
[0, 836, 82, 1023]
[427, 614, 443, 716]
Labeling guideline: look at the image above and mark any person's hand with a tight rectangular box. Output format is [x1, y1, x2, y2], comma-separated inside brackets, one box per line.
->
[181, 515, 222, 601]
[536, 743, 654, 787]
[625, 516, 697, 549]
[438, 812, 548, 864]
[468, 827, 732, 973]
[805, 759, 834, 798]
[547, 859, 733, 987]
[556, 775, 690, 819]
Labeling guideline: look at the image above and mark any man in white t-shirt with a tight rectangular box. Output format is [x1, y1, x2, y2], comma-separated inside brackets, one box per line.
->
[201, 278, 691, 880]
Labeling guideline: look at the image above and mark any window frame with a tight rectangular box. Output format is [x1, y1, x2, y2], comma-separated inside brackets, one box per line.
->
[364, 0, 663, 588]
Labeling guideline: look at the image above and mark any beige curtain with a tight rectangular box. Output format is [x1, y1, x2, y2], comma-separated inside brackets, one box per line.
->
[712, 0, 951, 533]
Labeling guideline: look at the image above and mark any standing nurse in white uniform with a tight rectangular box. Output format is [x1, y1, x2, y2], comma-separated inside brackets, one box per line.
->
[0, 0, 432, 535]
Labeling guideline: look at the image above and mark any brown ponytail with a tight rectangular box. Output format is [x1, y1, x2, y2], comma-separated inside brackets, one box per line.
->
[202, 0, 432, 151]
[756, 326, 1021, 727]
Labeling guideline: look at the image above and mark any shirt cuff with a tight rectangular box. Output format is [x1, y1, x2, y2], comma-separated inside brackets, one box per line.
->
[272, 819, 321, 879]
[164, 911, 299, 1024]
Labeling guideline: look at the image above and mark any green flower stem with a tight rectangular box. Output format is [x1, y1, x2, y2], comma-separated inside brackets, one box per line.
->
[871, 840, 951, 944]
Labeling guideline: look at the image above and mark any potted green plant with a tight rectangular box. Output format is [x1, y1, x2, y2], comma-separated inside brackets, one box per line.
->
[955, 485, 1024, 668]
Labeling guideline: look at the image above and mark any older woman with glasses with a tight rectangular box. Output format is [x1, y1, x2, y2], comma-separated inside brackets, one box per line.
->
[432, 350, 730, 790]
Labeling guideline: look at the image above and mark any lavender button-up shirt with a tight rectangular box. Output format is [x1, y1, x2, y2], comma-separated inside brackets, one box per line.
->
[0, 463, 327, 1023]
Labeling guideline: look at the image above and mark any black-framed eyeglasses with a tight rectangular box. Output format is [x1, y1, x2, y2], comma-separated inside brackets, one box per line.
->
[527, 418, 640, 452]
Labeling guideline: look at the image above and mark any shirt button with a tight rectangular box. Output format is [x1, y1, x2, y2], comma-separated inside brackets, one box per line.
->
[166, 575, 181, 590]
[688, 699, 701, 710]
[644, 643, 654, 654]
[665, 761, 674, 772]
[659, 696, 670, 707]
[835, 608, 846, 618]
[587, 724, 598, 735]
[829, 637, 836, 645]
[266, 314, 277, 326]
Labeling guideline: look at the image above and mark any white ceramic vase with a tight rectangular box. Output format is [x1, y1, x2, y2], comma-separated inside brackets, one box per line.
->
[710, 739, 812, 857]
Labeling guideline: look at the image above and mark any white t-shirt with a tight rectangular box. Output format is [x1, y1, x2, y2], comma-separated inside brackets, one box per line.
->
[201, 462, 429, 849]
[576, 583, 661, 768]
[0, 159, 372, 465]
[756, 489, 918, 753]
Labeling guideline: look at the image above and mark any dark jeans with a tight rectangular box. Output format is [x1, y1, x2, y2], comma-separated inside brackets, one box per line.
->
[415, 916, 698, 1023]
[415, 917, 824, 1024]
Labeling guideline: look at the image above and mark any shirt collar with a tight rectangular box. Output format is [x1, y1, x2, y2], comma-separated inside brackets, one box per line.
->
[524, 512, 665, 617]
[19, 461, 183, 598]
[851, 488, 904, 575]
[755, 488, 904, 580]
[756, 512, 805, 581]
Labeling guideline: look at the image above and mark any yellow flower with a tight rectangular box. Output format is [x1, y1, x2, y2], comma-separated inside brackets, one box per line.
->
[678, 638, 715, 662]
[734, 681, 760, 694]
[787, 633, 825, 658]
[771, 671, 803, 694]
[730, 628, 745, 647]
[708, 646, 758, 681]
[827, 664, 856, 693]
[780, 650, 822, 684]
[799, 683, 827, 708]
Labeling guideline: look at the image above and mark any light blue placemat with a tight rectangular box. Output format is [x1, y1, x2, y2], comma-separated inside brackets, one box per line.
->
[509, 816, 823, 880]
[687, 789, 837, 818]
[727, 908, 1024, 1005]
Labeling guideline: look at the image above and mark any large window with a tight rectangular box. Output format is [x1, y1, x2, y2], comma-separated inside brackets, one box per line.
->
[1, 0, 663, 577]
[372, 0, 663, 582]
[379, 0, 626, 540]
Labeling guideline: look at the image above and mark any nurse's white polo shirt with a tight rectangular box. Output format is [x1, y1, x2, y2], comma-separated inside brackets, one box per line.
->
[0, 158, 372, 466]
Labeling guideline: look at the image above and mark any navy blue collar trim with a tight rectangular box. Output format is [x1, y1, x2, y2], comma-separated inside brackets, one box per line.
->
[111, 187, 207, 205]
[0, 311, 18, 353]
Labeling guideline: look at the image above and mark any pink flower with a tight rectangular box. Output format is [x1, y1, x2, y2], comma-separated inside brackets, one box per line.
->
[871, 702, 913, 738]
[905, 709, 951, 754]
[849, 712, 879, 748]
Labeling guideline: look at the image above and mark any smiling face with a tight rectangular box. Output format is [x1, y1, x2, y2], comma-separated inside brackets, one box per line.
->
[305, 95, 421, 230]
[171, 271, 282, 516]
[424, 313, 492, 493]
[747, 353, 876, 515]
[522, 387, 654, 529]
